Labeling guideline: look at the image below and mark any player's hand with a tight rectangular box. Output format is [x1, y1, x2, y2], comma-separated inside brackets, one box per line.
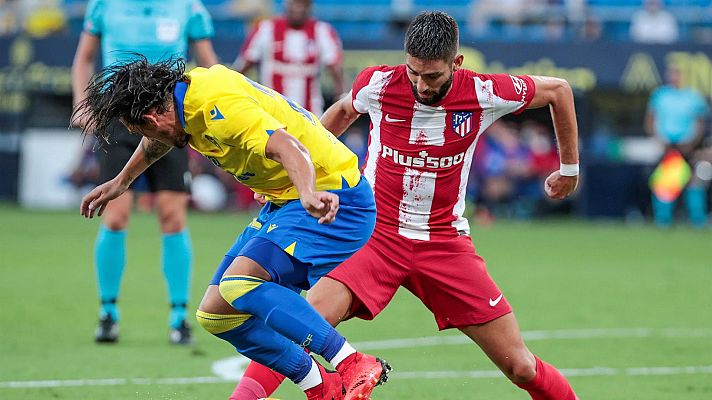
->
[80, 178, 128, 218]
[253, 192, 267, 206]
[301, 191, 340, 224]
[544, 171, 578, 200]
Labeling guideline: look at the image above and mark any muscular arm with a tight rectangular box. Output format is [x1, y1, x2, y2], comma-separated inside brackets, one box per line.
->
[320, 94, 361, 138]
[140, 137, 172, 166]
[71, 32, 100, 126]
[114, 137, 173, 186]
[528, 76, 579, 166]
[80, 137, 172, 218]
[527, 76, 579, 199]
[264, 129, 339, 223]
[265, 129, 317, 198]
[190, 39, 219, 67]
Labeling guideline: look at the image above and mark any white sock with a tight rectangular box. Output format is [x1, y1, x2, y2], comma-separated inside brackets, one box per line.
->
[296, 359, 322, 391]
[329, 341, 357, 368]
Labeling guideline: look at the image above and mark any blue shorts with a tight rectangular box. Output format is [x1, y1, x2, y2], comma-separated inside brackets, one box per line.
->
[210, 176, 376, 291]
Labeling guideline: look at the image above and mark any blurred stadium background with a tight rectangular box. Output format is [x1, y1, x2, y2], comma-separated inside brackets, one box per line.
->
[1, 0, 712, 399]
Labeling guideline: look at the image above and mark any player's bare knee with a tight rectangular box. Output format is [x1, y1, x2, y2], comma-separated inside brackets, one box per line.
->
[506, 355, 537, 384]
[157, 209, 186, 233]
[308, 295, 342, 326]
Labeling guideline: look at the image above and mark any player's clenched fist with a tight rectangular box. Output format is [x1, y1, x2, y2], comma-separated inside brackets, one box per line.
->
[301, 191, 340, 224]
[544, 171, 578, 200]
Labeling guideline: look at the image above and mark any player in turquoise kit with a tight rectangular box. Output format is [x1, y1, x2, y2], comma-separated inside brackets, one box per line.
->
[71, 0, 218, 344]
[75, 59, 390, 400]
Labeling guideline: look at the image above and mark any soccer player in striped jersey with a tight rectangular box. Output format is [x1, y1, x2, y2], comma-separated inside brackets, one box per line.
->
[232, 11, 581, 400]
[234, 0, 345, 115]
[75, 57, 389, 400]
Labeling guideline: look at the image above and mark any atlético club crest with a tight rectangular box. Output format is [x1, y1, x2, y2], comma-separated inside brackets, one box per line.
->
[452, 111, 474, 137]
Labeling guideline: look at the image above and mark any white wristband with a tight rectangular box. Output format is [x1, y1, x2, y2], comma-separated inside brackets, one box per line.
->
[559, 163, 579, 177]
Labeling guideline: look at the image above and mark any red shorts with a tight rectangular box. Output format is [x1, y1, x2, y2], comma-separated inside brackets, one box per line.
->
[326, 228, 512, 330]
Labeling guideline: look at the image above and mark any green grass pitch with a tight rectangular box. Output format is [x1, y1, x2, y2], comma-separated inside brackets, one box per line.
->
[1, 205, 711, 399]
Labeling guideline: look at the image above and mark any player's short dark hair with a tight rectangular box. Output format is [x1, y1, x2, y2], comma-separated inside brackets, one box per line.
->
[72, 54, 186, 143]
[404, 11, 458, 62]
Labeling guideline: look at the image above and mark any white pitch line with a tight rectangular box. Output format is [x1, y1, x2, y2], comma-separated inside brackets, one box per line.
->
[353, 327, 712, 351]
[210, 327, 712, 380]
[3, 328, 712, 389]
[393, 365, 712, 380]
[0, 377, 232, 389]
[4, 365, 712, 389]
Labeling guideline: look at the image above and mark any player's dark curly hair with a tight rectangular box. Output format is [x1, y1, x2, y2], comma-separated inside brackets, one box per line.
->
[405, 11, 458, 62]
[72, 54, 187, 143]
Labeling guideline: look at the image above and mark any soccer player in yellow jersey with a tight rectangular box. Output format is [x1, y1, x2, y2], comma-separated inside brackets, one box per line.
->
[74, 57, 390, 400]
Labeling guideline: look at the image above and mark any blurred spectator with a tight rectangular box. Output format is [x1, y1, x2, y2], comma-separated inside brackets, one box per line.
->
[0, 0, 19, 36]
[577, 13, 603, 42]
[229, 0, 272, 21]
[469, 121, 535, 218]
[389, 0, 413, 34]
[543, 16, 567, 41]
[522, 120, 560, 179]
[233, 0, 345, 116]
[563, 0, 586, 25]
[22, 0, 66, 38]
[645, 64, 709, 227]
[468, 0, 577, 41]
[390, 0, 413, 20]
[468, 0, 529, 36]
[630, 0, 679, 44]
[467, 119, 563, 220]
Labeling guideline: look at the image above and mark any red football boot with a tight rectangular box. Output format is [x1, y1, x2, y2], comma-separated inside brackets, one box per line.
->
[336, 353, 391, 400]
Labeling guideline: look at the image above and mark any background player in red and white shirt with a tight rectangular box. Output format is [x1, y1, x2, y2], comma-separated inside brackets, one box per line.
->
[234, 0, 345, 116]
[232, 11, 580, 400]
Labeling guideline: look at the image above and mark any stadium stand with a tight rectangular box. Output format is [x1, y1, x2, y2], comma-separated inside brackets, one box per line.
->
[259, 0, 710, 43]
[1, 0, 710, 43]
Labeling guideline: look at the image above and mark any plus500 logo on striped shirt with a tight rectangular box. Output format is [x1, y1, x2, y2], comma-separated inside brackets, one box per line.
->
[380, 145, 465, 169]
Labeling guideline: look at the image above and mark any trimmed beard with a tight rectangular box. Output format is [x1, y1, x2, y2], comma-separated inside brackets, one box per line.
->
[410, 72, 454, 105]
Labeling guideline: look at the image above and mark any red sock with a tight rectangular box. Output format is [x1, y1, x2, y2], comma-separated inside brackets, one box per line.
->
[515, 356, 578, 400]
[230, 361, 286, 400]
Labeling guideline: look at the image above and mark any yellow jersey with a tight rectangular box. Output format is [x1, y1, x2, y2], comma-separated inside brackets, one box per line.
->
[175, 64, 360, 203]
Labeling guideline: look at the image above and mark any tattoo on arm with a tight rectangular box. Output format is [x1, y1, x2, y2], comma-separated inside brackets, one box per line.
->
[141, 139, 172, 165]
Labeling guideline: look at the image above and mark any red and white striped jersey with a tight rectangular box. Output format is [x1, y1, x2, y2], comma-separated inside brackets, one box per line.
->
[239, 17, 342, 115]
[352, 65, 536, 240]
